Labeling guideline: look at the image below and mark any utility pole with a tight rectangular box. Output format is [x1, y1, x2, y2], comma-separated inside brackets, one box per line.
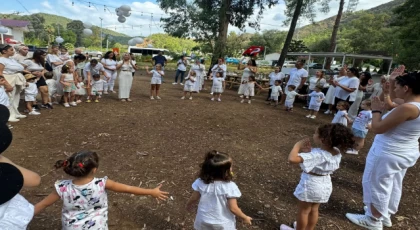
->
[99, 17, 103, 52]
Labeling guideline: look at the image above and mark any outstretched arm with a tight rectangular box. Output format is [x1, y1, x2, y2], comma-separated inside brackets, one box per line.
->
[105, 179, 169, 201]
[227, 198, 252, 225]
[34, 190, 60, 215]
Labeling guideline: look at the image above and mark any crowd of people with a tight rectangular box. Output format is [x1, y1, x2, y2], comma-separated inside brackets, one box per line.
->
[1, 42, 420, 230]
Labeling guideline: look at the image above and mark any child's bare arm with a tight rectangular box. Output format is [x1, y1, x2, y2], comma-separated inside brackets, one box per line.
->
[185, 191, 201, 212]
[105, 179, 169, 201]
[34, 190, 60, 215]
[227, 198, 252, 225]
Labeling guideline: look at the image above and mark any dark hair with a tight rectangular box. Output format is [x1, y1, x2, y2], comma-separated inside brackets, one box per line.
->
[396, 72, 420, 95]
[55, 151, 99, 177]
[348, 67, 360, 78]
[92, 74, 100, 79]
[274, 80, 281, 84]
[317, 124, 355, 153]
[249, 75, 256, 81]
[363, 99, 372, 107]
[337, 101, 350, 110]
[315, 85, 323, 91]
[200, 59, 205, 64]
[0, 44, 12, 54]
[249, 59, 257, 67]
[90, 59, 98, 65]
[288, 85, 296, 90]
[103, 51, 116, 61]
[33, 50, 46, 67]
[199, 150, 232, 184]
[360, 72, 372, 86]
[60, 47, 68, 51]
[61, 64, 71, 74]
[44, 71, 54, 79]
[74, 54, 86, 62]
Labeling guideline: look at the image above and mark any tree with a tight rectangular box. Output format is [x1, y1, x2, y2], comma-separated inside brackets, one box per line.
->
[67, 20, 84, 47]
[325, 0, 347, 69]
[248, 30, 287, 54]
[288, 40, 308, 52]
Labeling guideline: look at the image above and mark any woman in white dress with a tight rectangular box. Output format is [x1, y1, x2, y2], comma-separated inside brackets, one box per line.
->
[191, 59, 205, 92]
[101, 51, 117, 94]
[117, 53, 138, 102]
[348, 72, 372, 119]
[46, 45, 64, 96]
[324, 68, 347, 114]
[210, 58, 227, 94]
[237, 58, 258, 98]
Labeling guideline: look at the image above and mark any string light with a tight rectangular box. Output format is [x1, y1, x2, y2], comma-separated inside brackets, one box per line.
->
[88, 2, 91, 7]
[104, 5, 106, 12]
[72, 1, 74, 6]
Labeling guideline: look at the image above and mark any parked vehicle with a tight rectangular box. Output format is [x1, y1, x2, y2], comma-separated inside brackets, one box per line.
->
[283, 61, 297, 68]
[306, 63, 324, 69]
[86, 50, 103, 58]
[225, 58, 239, 64]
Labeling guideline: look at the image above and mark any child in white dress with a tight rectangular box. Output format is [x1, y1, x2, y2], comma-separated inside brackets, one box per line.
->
[75, 77, 86, 104]
[280, 123, 354, 230]
[90, 74, 107, 103]
[34, 150, 169, 230]
[301, 85, 325, 119]
[346, 99, 373, 155]
[241, 75, 263, 104]
[285, 85, 302, 112]
[24, 74, 40, 115]
[186, 150, 252, 229]
[182, 71, 196, 100]
[331, 101, 352, 126]
[268, 80, 283, 106]
[60, 64, 78, 108]
[45, 72, 58, 105]
[145, 65, 164, 100]
[209, 72, 225, 102]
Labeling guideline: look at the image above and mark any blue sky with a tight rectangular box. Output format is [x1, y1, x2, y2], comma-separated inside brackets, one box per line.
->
[2, 0, 393, 36]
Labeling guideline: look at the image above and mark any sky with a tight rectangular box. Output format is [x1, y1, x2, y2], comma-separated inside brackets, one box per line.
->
[2, 0, 393, 37]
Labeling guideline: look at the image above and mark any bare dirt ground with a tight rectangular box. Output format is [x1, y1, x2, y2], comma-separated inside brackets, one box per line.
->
[4, 70, 420, 229]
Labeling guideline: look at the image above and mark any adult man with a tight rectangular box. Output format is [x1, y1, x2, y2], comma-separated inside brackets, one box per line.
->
[74, 48, 82, 55]
[266, 66, 285, 101]
[152, 51, 167, 81]
[12, 45, 29, 65]
[286, 61, 308, 91]
[83, 59, 109, 102]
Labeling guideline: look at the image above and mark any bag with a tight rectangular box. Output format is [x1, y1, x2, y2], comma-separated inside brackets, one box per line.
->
[45, 61, 53, 71]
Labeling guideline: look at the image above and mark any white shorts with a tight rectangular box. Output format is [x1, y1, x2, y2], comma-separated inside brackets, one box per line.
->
[271, 95, 279, 101]
[309, 104, 321, 111]
[212, 86, 223, 94]
[184, 84, 194, 92]
[151, 77, 162, 85]
[91, 90, 103, 96]
[25, 94, 36, 102]
[49, 90, 57, 97]
[294, 173, 332, 203]
[285, 100, 294, 108]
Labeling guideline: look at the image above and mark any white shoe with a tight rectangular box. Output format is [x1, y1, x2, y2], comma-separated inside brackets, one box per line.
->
[306, 115, 311, 118]
[150, 96, 155, 100]
[346, 213, 383, 230]
[181, 96, 185, 100]
[189, 97, 192, 100]
[70, 102, 77, 106]
[324, 110, 331, 114]
[239, 95, 244, 98]
[363, 206, 392, 227]
[310, 115, 316, 119]
[64, 103, 70, 108]
[8, 117, 19, 122]
[29, 110, 41, 115]
[279, 224, 294, 230]
[156, 96, 161, 100]
[210, 92, 214, 95]
[16, 114, 27, 119]
[217, 98, 221, 102]
[346, 148, 359, 155]
[248, 100, 251, 104]
[211, 98, 214, 101]
[180, 83, 184, 86]
[240, 99, 244, 103]
[172, 82, 178, 85]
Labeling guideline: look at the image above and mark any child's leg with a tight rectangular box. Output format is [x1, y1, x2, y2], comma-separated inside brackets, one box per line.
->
[218, 93, 221, 99]
[306, 203, 321, 230]
[296, 201, 313, 230]
[313, 110, 319, 117]
[63, 93, 69, 103]
[354, 137, 365, 151]
[156, 84, 161, 96]
[274, 100, 278, 106]
[70, 92, 75, 102]
[189, 92, 193, 97]
[183, 91, 187, 97]
[26, 101, 32, 111]
[151, 85, 155, 96]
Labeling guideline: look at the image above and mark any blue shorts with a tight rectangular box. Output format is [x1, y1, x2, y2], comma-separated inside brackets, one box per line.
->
[352, 128, 368, 138]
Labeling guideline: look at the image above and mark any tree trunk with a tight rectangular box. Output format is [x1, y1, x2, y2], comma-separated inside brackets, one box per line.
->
[276, 0, 304, 68]
[325, 0, 345, 69]
[210, 0, 231, 68]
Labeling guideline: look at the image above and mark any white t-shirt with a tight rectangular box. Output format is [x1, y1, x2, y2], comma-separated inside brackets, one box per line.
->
[308, 77, 326, 90]
[0, 57, 24, 74]
[91, 79, 107, 91]
[131, 60, 136, 73]
[0, 194, 34, 230]
[352, 110, 372, 132]
[332, 110, 348, 126]
[309, 91, 325, 107]
[192, 179, 241, 229]
[23, 60, 44, 72]
[177, 59, 187, 71]
[285, 90, 299, 102]
[287, 68, 308, 87]
[46, 79, 57, 94]
[0, 86, 10, 107]
[270, 85, 283, 97]
[101, 58, 117, 71]
[83, 63, 105, 78]
[12, 54, 28, 65]
[46, 54, 63, 68]
[150, 70, 164, 79]
[268, 72, 285, 85]
[25, 82, 38, 95]
[334, 77, 360, 101]
[212, 77, 225, 88]
[185, 76, 196, 86]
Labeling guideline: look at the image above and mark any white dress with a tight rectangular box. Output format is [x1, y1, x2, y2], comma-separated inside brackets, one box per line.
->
[294, 148, 341, 203]
[332, 110, 348, 126]
[118, 61, 134, 99]
[308, 91, 325, 111]
[184, 76, 196, 92]
[324, 76, 345, 105]
[238, 67, 252, 95]
[191, 64, 205, 92]
[192, 179, 241, 230]
[0, 194, 34, 230]
[243, 82, 255, 97]
[75, 82, 86, 95]
[212, 77, 224, 93]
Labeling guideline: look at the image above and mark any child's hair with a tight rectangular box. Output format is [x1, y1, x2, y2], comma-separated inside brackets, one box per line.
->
[315, 85, 323, 91]
[363, 99, 372, 107]
[216, 72, 221, 77]
[249, 75, 256, 81]
[60, 47, 68, 52]
[317, 124, 355, 153]
[288, 85, 296, 90]
[61, 64, 71, 74]
[199, 150, 232, 184]
[54, 150, 99, 177]
[274, 80, 281, 84]
[337, 101, 350, 110]
[44, 71, 54, 79]
[189, 71, 196, 76]
[92, 74, 100, 79]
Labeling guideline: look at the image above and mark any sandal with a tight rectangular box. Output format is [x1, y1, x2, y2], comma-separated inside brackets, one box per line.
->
[126, 98, 132, 102]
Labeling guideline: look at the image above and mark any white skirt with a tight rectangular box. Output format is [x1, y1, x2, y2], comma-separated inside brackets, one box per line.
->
[212, 86, 223, 93]
[75, 86, 86, 95]
[118, 71, 133, 99]
[294, 173, 332, 203]
[238, 83, 248, 94]
[184, 84, 194, 92]
[285, 100, 294, 108]
[309, 104, 321, 111]
[324, 85, 336, 105]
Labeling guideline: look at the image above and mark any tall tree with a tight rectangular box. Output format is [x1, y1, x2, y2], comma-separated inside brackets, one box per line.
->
[67, 20, 84, 47]
[325, 0, 346, 69]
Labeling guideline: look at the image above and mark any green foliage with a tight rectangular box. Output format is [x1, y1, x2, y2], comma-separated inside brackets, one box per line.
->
[248, 30, 287, 54]
[288, 40, 308, 52]
[66, 20, 84, 47]
[147, 33, 199, 54]
[63, 43, 75, 51]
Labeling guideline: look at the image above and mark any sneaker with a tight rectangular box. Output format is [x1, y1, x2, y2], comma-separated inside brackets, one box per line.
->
[303, 106, 308, 109]
[181, 96, 185, 100]
[211, 98, 215, 101]
[156, 96, 161, 100]
[172, 82, 178, 85]
[363, 206, 392, 227]
[98, 95, 102, 99]
[306, 115, 311, 118]
[279, 224, 294, 230]
[52, 101, 59, 105]
[104, 91, 109, 95]
[324, 110, 331, 114]
[29, 110, 41, 115]
[70, 102, 77, 106]
[76, 100, 82, 104]
[47, 103, 54, 109]
[180, 83, 184, 86]
[8, 117, 19, 122]
[248, 100, 251, 104]
[217, 98, 221, 102]
[15, 114, 26, 119]
[346, 148, 359, 155]
[189, 97, 192, 100]
[210, 92, 214, 95]
[150, 96, 155, 100]
[8, 124, 13, 129]
[111, 91, 116, 93]
[310, 115, 316, 119]
[86, 100, 91, 103]
[41, 104, 48, 108]
[346, 213, 383, 230]
[239, 95, 243, 98]
[241, 99, 244, 103]
[95, 100, 99, 103]
[64, 103, 70, 108]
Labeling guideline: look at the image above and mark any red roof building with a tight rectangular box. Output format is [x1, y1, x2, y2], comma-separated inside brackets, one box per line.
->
[0, 19, 31, 44]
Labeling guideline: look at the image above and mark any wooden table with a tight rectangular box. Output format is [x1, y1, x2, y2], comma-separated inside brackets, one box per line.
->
[225, 74, 241, 89]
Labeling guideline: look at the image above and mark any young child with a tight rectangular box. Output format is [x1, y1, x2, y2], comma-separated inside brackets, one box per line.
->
[45, 71, 58, 105]
[60, 64, 77, 108]
[284, 85, 302, 112]
[145, 64, 164, 100]
[209, 72, 225, 102]
[59, 47, 71, 64]
[34, 150, 169, 229]
[302, 85, 325, 119]
[280, 124, 354, 230]
[268, 80, 283, 107]
[90, 74, 107, 103]
[75, 77, 86, 104]
[182, 71, 196, 100]
[241, 75, 263, 104]
[332, 101, 352, 126]
[346, 99, 372, 155]
[186, 150, 252, 229]
[24, 74, 40, 115]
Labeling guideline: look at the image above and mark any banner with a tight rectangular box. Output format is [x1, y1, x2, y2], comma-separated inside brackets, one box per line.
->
[242, 46, 264, 56]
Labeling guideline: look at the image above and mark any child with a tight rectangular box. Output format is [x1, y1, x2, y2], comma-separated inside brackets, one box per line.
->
[0, 76, 12, 126]
[209, 72, 225, 102]
[145, 64, 164, 100]
[186, 150, 252, 229]
[75, 77, 86, 104]
[90, 74, 107, 103]
[241, 75, 263, 104]
[24, 74, 40, 115]
[284, 85, 302, 112]
[332, 101, 352, 126]
[45, 71, 58, 105]
[60, 64, 77, 108]
[268, 80, 283, 107]
[34, 150, 169, 229]
[346, 99, 372, 155]
[182, 71, 196, 100]
[280, 124, 354, 230]
[59, 47, 71, 64]
[302, 85, 325, 119]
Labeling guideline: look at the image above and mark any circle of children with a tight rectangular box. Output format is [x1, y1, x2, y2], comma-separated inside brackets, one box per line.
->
[1, 42, 420, 230]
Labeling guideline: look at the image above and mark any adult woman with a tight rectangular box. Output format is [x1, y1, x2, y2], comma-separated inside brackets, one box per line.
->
[332, 67, 360, 112]
[0, 44, 26, 122]
[348, 72, 372, 119]
[324, 68, 347, 114]
[116, 53, 137, 102]
[173, 56, 187, 85]
[367, 75, 389, 99]
[237, 58, 257, 98]
[23, 50, 52, 109]
[191, 59, 205, 92]
[101, 51, 117, 94]
[305, 70, 326, 109]
[346, 68, 420, 230]
[46, 45, 64, 96]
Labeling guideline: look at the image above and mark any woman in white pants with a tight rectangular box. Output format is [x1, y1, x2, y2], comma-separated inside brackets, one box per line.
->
[117, 53, 137, 102]
[46, 45, 64, 97]
[348, 72, 372, 119]
[346, 68, 420, 230]
[191, 59, 205, 92]
[101, 51, 117, 94]
[0, 44, 26, 122]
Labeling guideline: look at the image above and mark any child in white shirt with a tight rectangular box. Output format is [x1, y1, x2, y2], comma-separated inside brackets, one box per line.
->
[24, 74, 40, 115]
[45, 72, 58, 106]
[75, 77, 86, 104]
[186, 151, 252, 229]
[331, 101, 352, 126]
[346, 99, 373, 155]
[285, 85, 302, 112]
[209, 72, 225, 102]
[241, 75, 263, 104]
[182, 71, 196, 100]
[302, 85, 325, 119]
[268, 80, 283, 106]
[90, 74, 107, 103]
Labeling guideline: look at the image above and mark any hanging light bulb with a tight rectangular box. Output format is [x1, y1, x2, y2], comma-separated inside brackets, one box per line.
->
[72, 1, 74, 6]
[88, 2, 91, 7]
[104, 5, 106, 12]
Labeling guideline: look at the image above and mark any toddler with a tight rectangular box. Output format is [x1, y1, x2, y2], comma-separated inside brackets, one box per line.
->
[284, 85, 302, 112]
[59, 47, 71, 64]
[182, 71, 196, 100]
[24, 74, 40, 115]
[60, 64, 77, 108]
[209, 72, 225, 102]
[90, 74, 107, 102]
[332, 101, 352, 126]
[346, 99, 372, 155]
[302, 85, 325, 119]
[241, 75, 263, 104]
[45, 71, 58, 105]
[268, 80, 283, 106]
[75, 77, 86, 103]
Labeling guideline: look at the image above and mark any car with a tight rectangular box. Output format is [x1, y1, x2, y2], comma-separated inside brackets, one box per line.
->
[331, 64, 342, 70]
[283, 61, 297, 68]
[307, 63, 324, 69]
[86, 50, 103, 58]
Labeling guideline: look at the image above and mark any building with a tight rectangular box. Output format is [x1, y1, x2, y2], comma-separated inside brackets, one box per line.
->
[264, 52, 280, 62]
[0, 19, 31, 44]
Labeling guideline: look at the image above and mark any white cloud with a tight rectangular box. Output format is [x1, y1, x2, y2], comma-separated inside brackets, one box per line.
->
[41, 1, 53, 10]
